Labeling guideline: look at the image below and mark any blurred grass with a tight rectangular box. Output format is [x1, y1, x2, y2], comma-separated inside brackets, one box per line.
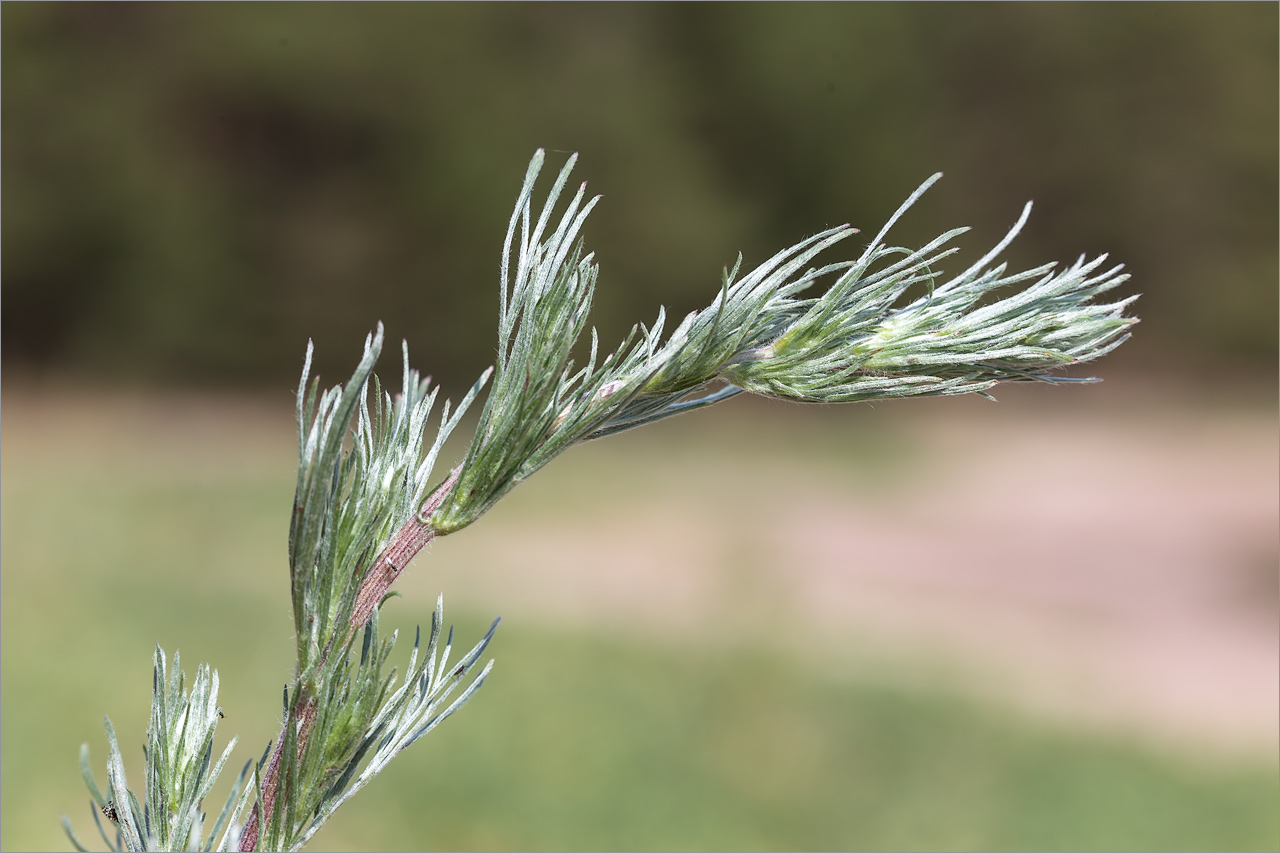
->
[2, 390, 1277, 851]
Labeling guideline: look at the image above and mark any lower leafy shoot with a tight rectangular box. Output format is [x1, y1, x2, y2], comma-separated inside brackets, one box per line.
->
[64, 605, 496, 853]
[63, 648, 244, 853]
[65, 149, 1134, 851]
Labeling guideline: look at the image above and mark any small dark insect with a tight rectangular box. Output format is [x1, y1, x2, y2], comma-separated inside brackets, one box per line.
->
[101, 802, 119, 823]
[452, 665, 465, 678]
[217, 708, 225, 719]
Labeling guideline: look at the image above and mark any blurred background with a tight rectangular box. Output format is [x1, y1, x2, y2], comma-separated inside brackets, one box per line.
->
[2, 4, 1276, 851]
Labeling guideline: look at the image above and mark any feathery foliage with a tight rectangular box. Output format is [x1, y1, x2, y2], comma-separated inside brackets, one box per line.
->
[66, 149, 1135, 851]
[432, 151, 1134, 533]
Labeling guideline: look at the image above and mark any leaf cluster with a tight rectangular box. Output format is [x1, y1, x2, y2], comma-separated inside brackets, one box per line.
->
[287, 328, 483, 671]
[67, 331, 500, 852]
[724, 177, 1137, 401]
[251, 329, 496, 850]
[65, 649, 247, 852]
[285, 598, 498, 851]
[432, 151, 1136, 535]
[253, 604, 497, 852]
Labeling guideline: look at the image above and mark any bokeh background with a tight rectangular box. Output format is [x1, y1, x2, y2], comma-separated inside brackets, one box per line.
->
[3, 4, 1276, 851]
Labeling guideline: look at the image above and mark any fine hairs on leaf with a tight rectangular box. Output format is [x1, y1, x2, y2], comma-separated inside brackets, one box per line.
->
[65, 149, 1135, 851]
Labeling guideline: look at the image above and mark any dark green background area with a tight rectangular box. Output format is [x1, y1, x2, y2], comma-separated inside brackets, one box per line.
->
[4, 3, 1276, 391]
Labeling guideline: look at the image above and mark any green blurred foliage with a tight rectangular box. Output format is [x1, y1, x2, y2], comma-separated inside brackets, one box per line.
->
[4, 420, 1277, 851]
[3, 3, 1276, 390]
[331, 618, 1280, 852]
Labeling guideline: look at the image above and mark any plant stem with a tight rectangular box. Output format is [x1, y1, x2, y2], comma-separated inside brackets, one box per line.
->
[347, 467, 459, 633]
[238, 697, 318, 852]
[239, 467, 461, 852]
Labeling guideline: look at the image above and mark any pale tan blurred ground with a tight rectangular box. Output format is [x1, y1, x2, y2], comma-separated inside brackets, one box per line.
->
[421, 376, 1279, 761]
[4, 374, 1276, 760]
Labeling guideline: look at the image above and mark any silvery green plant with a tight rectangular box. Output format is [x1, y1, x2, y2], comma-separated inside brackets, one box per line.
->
[65, 150, 1136, 851]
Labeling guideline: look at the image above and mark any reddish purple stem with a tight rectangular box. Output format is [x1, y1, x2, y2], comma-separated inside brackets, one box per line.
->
[237, 467, 460, 851]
